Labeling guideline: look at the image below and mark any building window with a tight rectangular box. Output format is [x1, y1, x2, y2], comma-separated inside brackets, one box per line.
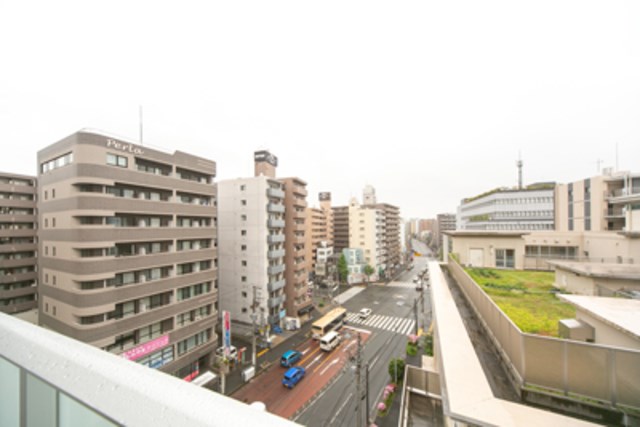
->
[52, 218, 56, 228]
[241, 245, 247, 251]
[241, 199, 247, 206]
[241, 260, 247, 266]
[242, 292, 247, 298]
[52, 247, 56, 256]
[53, 276, 56, 285]
[52, 189, 55, 199]
[44, 190, 48, 200]
[53, 306, 56, 315]
[107, 153, 128, 168]
[241, 214, 247, 221]
[495, 249, 515, 268]
[240, 185, 246, 191]
[241, 230, 247, 236]
[241, 276, 247, 282]
[40, 152, 73, 173]
[44, 218, 48, 228]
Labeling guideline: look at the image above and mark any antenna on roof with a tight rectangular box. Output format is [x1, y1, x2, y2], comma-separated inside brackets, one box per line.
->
[517, 151, 523, 189]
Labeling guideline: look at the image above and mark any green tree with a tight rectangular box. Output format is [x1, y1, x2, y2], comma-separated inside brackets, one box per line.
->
[337, 254, 348, 284]
[388, 358, 405, 383]
[363, 264, 375, 283]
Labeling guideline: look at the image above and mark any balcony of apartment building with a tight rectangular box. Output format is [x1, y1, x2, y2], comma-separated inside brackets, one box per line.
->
[267, 218, 285, 228]
[1, 312, 297, 427]
[292, 184, 308, 198]
[267, 187, 285, 199]
[267, 294, 286, 309]
[267, 233, 285, 244]
[268, 264, 285, 275]
[267, 203, 285, 214]
[607, 186, 640, 204]
[267, 278, 286, 293]
[268, 248, 285, 259]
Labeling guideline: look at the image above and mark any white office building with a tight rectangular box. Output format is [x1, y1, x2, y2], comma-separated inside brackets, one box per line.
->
[457, 186, 555, 231]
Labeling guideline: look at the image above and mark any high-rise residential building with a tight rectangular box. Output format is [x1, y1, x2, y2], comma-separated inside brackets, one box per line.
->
[218, 151, 311, 327]
[37, 129, 218, 381]
[555, 170, 640, 233]
[332, 205, 350, 254]
[365, 202, 401, 275]
[348, 198, 384, 278]
[280, 177, 313, 320]
[305, 192, 334, 283]
[218, 156, 286, 330]
[319, 192, 334, 247]
[457, 184, 555, 231]
[0, 172, 38, 315]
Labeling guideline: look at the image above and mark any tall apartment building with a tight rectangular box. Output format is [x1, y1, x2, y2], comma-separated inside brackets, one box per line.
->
[37, 129, 218, 381]
[332, 205, 350, 254]
[0, 172, 38, 314]
[457, 185, 555, 231]
[555, 170, 640, 233]
[349, 198, 385, 278]
[305, 192, 334, 282]
[280, 177, 312, 320]
[365, 202, 401, 274]
[217, 157, 286, 329]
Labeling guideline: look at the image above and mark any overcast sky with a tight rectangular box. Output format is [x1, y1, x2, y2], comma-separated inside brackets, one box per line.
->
[1, 1, 639, 218]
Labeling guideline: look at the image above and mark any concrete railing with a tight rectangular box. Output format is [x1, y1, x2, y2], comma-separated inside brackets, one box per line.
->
[447, 255, 640, 411]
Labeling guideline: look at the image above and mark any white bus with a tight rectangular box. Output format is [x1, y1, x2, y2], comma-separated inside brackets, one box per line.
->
[311, 307, 347, 340]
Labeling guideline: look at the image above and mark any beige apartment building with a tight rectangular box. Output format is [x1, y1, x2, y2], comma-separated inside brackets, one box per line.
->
[555, 170, 640, 233]
[280, 177, 313, 320]
[0, 172, 38, 315]
[367, 202, 401, 274]
[37, 129, 218, 381]
[305, 192, 334, 282]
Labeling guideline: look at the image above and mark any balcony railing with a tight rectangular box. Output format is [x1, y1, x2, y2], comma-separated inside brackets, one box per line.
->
[267, 279, 286, 293]
[267, 234, 285, 244]
[267, 219, 285, 229]
[267, 188, 285, 199]
[268, 264, 285, 275]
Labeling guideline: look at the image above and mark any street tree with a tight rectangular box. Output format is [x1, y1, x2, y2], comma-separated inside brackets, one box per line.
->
[363, 264, 375, 283]
[338, 254, 348, 284]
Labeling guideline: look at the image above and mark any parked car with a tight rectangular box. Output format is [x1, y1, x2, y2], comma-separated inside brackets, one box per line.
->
[280, 350, 302, 368]
[359, 308, 372, 319]
[282, 366, 306, 389]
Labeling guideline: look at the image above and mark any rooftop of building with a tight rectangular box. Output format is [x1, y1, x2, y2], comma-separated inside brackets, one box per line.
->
[462, 182, 556, 204]
[444, 230, 530, 238]
[557, 294, 640, 340]
[548, 261, 640, 280]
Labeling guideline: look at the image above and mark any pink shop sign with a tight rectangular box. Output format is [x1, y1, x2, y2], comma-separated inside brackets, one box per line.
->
[122, 335, 169, 361]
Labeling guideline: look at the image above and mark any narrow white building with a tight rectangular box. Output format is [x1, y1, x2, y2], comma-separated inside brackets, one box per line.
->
[217, 175, 286, 329]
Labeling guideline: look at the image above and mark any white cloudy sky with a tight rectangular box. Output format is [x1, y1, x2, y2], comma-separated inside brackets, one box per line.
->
[1, 0, 639, 218]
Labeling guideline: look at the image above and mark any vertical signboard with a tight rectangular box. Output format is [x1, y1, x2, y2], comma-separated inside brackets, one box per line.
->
[223, 310, 231, 357]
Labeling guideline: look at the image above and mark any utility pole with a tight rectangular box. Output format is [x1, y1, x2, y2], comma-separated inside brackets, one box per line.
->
[251, 286, 259, 368]
[355, 333, 363, 427]
[414, 298, 419, 335]
[365, 362, 370, 426]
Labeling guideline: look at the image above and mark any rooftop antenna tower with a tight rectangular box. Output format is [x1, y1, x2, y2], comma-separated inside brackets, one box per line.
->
[517, 152, 523, 189]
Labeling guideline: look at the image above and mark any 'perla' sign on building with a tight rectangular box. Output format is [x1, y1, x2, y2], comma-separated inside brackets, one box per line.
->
[254, 150, 278, 167]
[106, 138, 144, 155]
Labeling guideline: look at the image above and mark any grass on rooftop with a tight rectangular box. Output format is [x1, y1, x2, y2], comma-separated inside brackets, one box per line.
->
[464, 267, 575, 337]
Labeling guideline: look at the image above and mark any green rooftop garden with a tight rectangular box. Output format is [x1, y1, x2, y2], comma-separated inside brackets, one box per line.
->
[465, 268, 575, 337]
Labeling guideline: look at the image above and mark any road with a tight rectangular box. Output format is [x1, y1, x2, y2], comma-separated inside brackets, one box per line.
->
[295, 252, 432, 426]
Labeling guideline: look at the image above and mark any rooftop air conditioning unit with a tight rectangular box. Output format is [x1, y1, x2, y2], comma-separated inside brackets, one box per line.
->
[559, 319, 595, 342]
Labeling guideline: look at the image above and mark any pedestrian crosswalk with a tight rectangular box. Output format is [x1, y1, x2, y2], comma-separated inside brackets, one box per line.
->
[345, 312, 416, 336]
[385, 281, 416, 289]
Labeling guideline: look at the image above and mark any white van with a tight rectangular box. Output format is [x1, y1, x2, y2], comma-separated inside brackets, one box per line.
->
[319, 331, 341, 352]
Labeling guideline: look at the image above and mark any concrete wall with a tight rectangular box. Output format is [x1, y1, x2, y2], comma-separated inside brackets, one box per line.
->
[451, 235, 525, 269]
